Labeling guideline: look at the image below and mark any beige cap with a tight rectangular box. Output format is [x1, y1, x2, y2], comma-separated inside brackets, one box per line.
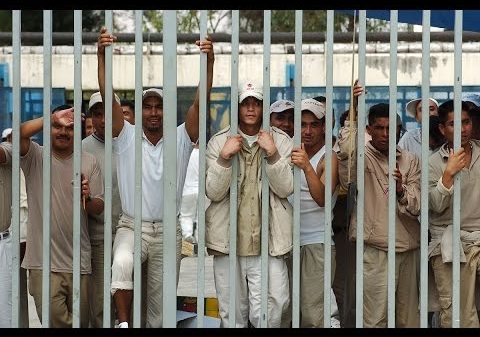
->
[405, 98, 439, 118]
[142, 88, 164, 101]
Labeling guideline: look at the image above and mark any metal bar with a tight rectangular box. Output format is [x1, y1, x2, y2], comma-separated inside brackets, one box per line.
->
[196, 10, 207, 329]
[356, 9, 367, 328]
[291, 9, 302, 329]
[387, 9, 398, 329]
[419, 9, 431, 329]
[103, 10, 114, 328]
[132, 9, 143, 328]
[162, 10, 178, 328]
[4, 31, 480, 45]
[228, 9, 239, 329]
[259, 9, 271, 329]
[10, 9, 22, 329]
[72, 9, 83, 328]
[323, 9, 334, 328]
[452, 9, 463, 329]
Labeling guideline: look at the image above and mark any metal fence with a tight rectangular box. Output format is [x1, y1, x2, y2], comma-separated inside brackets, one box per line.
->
[4, 9, 472, 328]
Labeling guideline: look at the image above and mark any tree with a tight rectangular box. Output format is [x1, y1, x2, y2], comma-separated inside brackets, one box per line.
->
[0, 10, 104, 32]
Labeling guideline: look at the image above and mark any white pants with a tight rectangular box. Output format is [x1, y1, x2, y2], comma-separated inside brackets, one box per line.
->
[213, 254, 289, 328]
[179, 193, 197, 239]
[0, 234, 12, 328]
[111, 215, 182, 328]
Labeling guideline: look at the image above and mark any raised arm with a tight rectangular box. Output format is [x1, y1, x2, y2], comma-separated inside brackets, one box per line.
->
[97, 27, 124, 138]
[185, 37, 215, 142]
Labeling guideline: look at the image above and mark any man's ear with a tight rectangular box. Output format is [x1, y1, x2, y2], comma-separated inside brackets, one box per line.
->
[438, 123, 446, 137]
[366, 125, 372, 136]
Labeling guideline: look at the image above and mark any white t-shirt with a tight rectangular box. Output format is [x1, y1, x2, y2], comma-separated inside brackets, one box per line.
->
[182, 147, 199, 196]
[299, 146, 337, 246]
[113, 122, 193, 221]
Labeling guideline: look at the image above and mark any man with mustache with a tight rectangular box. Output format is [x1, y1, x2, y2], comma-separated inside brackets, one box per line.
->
[19, 105, 104, 327]
[97, 27, 215, 328]
[337, 102, 421, 327]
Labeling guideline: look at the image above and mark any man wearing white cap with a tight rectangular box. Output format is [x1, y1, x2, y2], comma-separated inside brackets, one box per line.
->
[97, 27, 215, 328]
[270, 99, 294, 138]
[289, 98, 339, 327]
[398, 97, 439, 158]
[82, 91, 122, 327]
[337, 102, 421, 327]
[205, 80, 293, 327]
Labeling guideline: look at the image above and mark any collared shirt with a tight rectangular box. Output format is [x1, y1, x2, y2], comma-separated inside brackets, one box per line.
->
[428, 140, 480, 257]
[113, 122, 193, 221]
[398, 128, 433, 160]
[237, 131, 262, 256]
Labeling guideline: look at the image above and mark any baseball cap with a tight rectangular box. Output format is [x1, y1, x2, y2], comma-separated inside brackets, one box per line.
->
[2, 128, 12, 140]
[301, 98, 326, 120]
[270, 99, 294, 114]
[88, 91, 121, 110]
[142, 88, 164, 102]
[239, 81, 263, 103]
[462, 92, 480, 107]
[405, 98, 439, 118]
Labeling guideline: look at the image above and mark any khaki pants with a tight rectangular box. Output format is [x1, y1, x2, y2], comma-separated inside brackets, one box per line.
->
[300, 243, 336, 328]
[29, 269, 90, 328]
[363, 245, 419, 328]
[430, 245, 480, 328]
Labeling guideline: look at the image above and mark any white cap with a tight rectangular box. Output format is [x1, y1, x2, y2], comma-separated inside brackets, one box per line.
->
[88, 91, 121, 110]
[270, 99, 294, 114]
[142, 88, 164, 101]
[405, 98, 439, 118]
[301, 98, 326, 120]
[462, 92, 480, 107]
[1, 128, 12, 140]
[239, 80, 263, 103]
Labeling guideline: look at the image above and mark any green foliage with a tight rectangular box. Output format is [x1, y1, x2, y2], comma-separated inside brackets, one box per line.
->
[0, 10, 104, 32]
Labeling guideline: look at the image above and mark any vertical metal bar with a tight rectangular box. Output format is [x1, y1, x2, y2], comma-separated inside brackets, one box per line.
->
[387, 9, 398, 328]
[259, 9, 271, 329]
[162, 10, 177, 328]
[103, 10, 114, 328]
[420, 9, 431, 329]
[196, 10, 207, 329]
[323, 9, 334, 328]
[356, 9, 367, 328]
[72, 10, 83, 328]
[291, 9, 302, 329]
[132, 9, 143, 328]
[452, 9, 463, 329]
[228, 9, 239, 329]
[11, 9, 22, 329]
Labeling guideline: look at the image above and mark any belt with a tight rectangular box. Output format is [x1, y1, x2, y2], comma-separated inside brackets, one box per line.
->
[0, 230, 10, 240]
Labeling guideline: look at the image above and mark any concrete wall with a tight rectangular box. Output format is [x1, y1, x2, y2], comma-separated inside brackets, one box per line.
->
[0, 42, 478, 90]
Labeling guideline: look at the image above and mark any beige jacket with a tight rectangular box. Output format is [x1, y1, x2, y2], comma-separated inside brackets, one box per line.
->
[337, 121, 421, 252]
[205, 126, 294, 256]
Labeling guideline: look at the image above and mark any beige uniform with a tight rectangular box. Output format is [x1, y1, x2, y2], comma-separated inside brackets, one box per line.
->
[337, 121, 421, 327]
[21, 141, 103, 327]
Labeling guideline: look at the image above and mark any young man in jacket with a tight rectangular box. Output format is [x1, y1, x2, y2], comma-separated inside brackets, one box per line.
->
[205, 80, 293, 328]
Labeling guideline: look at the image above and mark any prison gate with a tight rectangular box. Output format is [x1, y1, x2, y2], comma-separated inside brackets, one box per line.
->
[6, 10, 467, 328]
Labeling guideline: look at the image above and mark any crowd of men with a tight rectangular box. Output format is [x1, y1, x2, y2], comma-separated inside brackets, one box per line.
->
[1, 27, 480, 328]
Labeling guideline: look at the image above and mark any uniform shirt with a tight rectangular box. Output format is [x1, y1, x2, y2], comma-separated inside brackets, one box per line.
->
[113, 122, 193, 221]
[83, 133, 122, 240]
[21, 141, 103, 274]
